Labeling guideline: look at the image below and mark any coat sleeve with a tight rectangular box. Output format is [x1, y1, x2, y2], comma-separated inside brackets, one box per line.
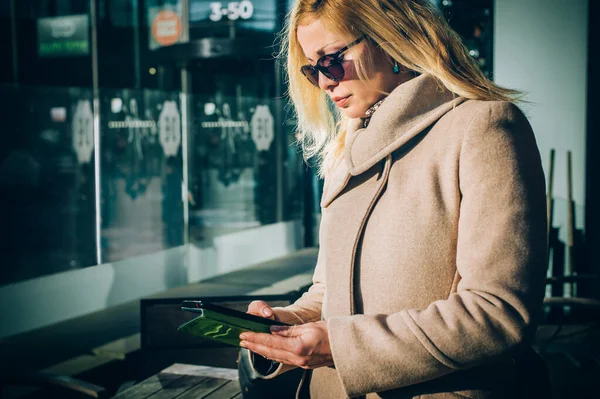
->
[249, 230, 327, 379]
[327, 101, 548, 397]
[272, 243, 326, 324]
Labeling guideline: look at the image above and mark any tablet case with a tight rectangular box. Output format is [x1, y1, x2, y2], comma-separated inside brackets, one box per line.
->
[177, 304, 287, 347]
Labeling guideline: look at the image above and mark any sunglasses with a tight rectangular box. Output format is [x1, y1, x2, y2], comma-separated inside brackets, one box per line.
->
[300, 36, 365, 87]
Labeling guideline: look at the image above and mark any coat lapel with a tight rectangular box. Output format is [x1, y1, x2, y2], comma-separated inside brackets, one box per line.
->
[320, 74, 466, 208]
[320, 158, 352, 208]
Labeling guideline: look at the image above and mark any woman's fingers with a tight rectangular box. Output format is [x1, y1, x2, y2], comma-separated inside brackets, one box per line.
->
[247, 300, 275, 319]
[270, 325, 299, 336]
[241, 339, 296, 365]
[240, 327, 331, 369]
[241, 330, 289, 348]
[240, 332, 305, 366]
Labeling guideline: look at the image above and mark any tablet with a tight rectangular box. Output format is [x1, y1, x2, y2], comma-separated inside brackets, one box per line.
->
[177, 300, 290, 347]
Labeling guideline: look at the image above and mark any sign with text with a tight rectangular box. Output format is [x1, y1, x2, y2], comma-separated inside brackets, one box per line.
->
[208, 1, 255, 22]
[250, 105, 274, 151]
[149, 7, 183, 50]
[72, 100, 94, 164]
[188, 0, 277, 35]
[37, 15, 90, 57]
[159, 101, 182, 156]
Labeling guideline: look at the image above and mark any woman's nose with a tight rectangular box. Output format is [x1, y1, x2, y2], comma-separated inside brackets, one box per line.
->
[318, 72, 338, 91]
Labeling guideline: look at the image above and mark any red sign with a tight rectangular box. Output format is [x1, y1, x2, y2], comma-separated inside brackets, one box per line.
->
[152, 10, 181, 47]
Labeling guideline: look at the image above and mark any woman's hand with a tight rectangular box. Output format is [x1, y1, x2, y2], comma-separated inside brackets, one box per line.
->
[247, 300, 276, 320]
[239, 321, 334, 369]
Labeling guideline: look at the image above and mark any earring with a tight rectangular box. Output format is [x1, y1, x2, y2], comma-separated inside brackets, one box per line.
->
[393, 61, 400, 74]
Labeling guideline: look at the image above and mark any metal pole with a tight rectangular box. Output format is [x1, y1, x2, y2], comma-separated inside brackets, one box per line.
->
[9, 0, 18, 84]
[566, 151, 576, 297]
[180, 75, 190, 245]
[273, 0, 287, 223]
[181, 0, 189, 42]
[133, 0, 141, 88]
[90, 0, 102, 264]
[274, 59, 284, 222]
[180, 0, 190, 244]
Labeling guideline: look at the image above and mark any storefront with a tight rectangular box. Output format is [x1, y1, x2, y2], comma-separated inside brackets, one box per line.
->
[0, 0, 497, 337]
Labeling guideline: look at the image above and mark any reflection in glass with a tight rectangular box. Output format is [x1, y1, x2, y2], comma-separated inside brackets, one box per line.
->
[100, 89, 183, 262]
[0, 86, 96, 284]
[188, 95, 299, 243]
[0, 0, 494, 288]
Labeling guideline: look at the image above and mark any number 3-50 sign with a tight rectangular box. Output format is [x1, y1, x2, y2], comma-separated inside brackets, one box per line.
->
[209, 1, 254, 22]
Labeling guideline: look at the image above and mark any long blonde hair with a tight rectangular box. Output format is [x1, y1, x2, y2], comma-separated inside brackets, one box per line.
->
[280, 0, 521, 176]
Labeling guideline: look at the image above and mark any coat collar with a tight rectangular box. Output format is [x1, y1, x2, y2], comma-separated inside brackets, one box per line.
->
[321, 74, 466, 208]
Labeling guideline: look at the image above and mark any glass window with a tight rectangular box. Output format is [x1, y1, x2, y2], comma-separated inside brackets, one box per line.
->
[1, 0, 307, 286]
[0, 0, 495, 288]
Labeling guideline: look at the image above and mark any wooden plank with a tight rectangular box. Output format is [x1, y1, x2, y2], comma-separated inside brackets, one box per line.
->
[112, 373, 182, 399]
[203, 380, 242, 399]
[145, 376, 208, 399]
[174, 377, 231, 399]
[161, 363, 238, 381]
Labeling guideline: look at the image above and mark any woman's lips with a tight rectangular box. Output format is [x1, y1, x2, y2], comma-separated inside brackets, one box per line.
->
[332, 95, 350, 107]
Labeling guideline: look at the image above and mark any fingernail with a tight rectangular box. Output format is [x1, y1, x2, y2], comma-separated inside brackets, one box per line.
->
[270, 325, 283, 332]
[239, 341, 247, 347]
[263, 308, 273, 317]
[239, 333, 248, 340]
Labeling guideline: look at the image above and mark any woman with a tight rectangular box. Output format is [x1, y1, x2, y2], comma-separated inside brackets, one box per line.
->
[239, 0, 548, 397]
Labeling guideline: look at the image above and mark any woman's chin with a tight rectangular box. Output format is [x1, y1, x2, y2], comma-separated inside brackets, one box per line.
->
[341, 107, 366, 120]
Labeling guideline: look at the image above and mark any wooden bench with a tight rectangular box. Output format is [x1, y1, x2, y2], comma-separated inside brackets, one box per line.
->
[0, 249, 317, 398]
[138, 293, 308, 376]
[112, 364, 241, 399]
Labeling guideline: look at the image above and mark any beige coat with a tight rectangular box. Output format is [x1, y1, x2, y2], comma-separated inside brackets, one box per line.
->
[257, 74, 548, 398]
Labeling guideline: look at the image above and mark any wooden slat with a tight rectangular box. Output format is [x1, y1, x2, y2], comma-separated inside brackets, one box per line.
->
[161, 363, 238, 381]
[203, 380, 242, 399]
[112, 373, 182, 399]
[174, 377, 231, 399]
[113, 364, 243, 399]
[145, 376, 208, 399]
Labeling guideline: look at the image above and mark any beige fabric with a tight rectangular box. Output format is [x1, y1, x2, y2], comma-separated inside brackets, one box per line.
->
[261, 74, 548, 398]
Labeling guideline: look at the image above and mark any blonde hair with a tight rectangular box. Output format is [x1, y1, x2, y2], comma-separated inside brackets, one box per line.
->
[280, 0, 521, 177]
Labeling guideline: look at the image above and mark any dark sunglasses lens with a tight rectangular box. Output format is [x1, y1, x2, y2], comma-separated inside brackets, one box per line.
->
[317, 55, 345, 81]
[324, 63, 345, 81]
[301, 66, 319, 86]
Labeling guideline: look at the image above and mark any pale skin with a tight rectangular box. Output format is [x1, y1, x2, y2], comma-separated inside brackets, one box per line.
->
[296, 19, 413, 119]
[239, 301, 334, 369]
[239, 18, 415, 370]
